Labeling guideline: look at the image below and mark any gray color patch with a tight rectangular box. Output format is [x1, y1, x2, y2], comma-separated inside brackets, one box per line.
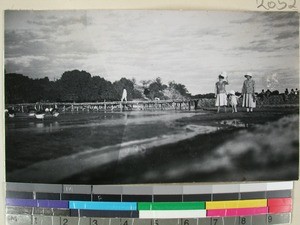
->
[122, 186, 153, 195]
[63, 185, 92, 194]
[92, 185, 123, 194]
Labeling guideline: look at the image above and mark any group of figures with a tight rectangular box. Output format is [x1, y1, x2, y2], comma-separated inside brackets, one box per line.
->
[215, 72, 255, 113]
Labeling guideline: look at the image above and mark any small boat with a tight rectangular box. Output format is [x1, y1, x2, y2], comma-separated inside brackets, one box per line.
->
[35, 113, 45, 119]
[28, 110, 36, 117]
[50, 108, 60, 117]
[52, 112, 59, 117]
[7, 109, 15, 118]
[28, 112, 36, 117]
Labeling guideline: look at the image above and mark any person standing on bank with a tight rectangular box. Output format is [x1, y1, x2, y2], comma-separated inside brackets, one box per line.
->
[242, 72, 256, 112]
[121, 88, 127, 102]
[215, 71, 229, 113]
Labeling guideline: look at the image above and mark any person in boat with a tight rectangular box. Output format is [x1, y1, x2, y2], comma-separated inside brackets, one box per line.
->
[215, 71, 229, 113]
[242, 72, 256, 113]
[50, 108, 59, 117]
[6, 108, 15, 118]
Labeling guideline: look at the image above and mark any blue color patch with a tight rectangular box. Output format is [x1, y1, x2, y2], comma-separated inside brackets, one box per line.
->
[69, 201, 137, 211]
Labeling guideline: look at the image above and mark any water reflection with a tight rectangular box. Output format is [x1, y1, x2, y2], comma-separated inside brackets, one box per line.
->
[25, 121, 61, 133]
[7, 111, 198, 133]
[36, 123, 44, 128]
[216, 119, 251, 129]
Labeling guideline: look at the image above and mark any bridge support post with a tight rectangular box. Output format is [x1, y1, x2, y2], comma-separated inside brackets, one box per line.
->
[194, 100, 198, 110]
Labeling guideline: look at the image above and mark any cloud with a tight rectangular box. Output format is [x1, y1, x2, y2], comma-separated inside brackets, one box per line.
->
[236, 40, 284, 53]
[6, 55, 48, 67]
[231, 12, 299, 27]
[27, 13, 91, 27]
[4, 10, 299, 94]
[275, 30, 299, 40]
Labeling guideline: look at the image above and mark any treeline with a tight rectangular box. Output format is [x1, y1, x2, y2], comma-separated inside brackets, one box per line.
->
[5, 70, 191, 104]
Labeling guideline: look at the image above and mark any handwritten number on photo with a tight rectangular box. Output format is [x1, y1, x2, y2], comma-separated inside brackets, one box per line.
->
[257, 0, 297, 10]
[289, 0, 297, 8]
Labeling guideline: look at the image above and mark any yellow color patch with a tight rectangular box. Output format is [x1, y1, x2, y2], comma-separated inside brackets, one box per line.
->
[206, 199, 267, 209]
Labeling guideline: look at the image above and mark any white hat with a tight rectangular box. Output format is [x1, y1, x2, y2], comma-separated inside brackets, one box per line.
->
[229, 90, 235, 95]
[219, 71, 227, 79]
[244, 72, 252, 77]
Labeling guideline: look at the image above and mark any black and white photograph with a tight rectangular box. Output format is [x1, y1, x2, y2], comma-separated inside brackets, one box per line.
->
[4, 10, 299, 184]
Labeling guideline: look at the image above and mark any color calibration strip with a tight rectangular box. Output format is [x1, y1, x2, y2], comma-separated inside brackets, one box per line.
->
[6, 181, 293, 224]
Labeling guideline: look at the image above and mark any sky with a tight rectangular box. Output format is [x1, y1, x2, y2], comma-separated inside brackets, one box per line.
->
[4, 10, 299, 94]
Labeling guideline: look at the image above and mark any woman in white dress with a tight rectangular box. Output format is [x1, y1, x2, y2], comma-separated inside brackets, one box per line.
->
[215, 72, 229, 113]
[242, 72, 256, 112]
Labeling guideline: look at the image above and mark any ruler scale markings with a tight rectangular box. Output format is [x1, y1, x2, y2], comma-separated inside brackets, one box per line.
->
[223, 216, 239, 225]
[4, 213, 293, 224]
[6, 206, 33, 215]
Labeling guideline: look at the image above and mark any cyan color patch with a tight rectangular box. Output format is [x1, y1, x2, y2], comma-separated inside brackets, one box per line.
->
[69, 201, 137, 211]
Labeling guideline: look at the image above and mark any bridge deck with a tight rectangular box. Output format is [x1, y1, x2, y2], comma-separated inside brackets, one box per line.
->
[7, 99, 199, 112]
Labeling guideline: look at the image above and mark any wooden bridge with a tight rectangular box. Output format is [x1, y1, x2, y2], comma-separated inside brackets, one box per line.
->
[7, 99, 200, 112]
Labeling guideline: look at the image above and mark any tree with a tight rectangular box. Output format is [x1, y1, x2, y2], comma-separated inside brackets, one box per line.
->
[146, 77, 168, 100]
[168, 81, 191, 98]
[113, 77, 135, 100]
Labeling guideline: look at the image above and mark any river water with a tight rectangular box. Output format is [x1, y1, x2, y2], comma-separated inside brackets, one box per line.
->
[5, 110, 298, 184]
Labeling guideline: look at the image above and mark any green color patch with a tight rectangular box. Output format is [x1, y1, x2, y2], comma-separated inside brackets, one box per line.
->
[138, 202, 205, 210]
